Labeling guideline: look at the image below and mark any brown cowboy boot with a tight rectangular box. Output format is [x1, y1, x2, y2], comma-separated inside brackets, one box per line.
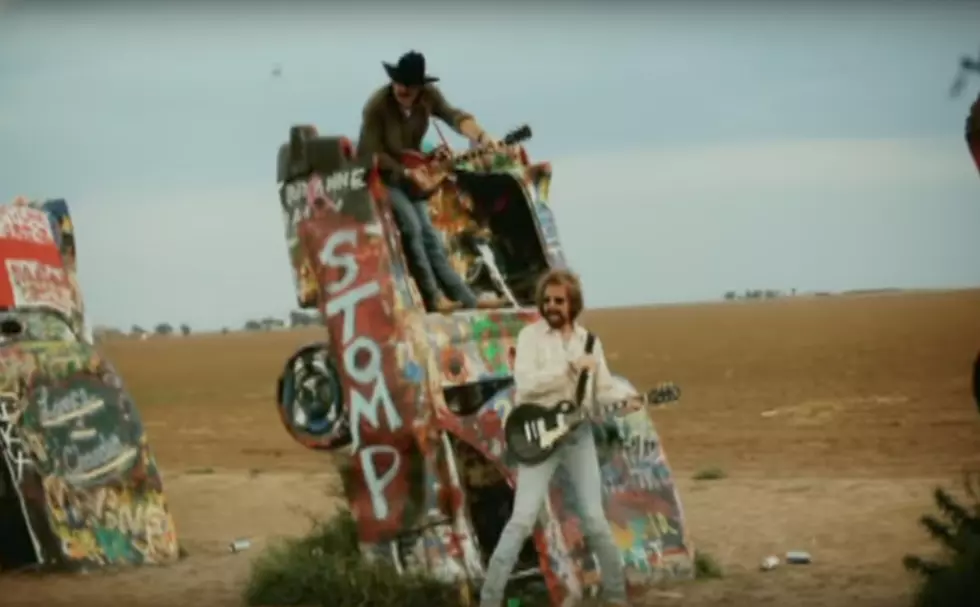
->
[475, 296, 509, 309]
[433, 294, 463, 314]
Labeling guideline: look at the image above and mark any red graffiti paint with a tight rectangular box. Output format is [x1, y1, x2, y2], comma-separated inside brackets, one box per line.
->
[298, 168, 422, 543]
[0, 205, 74, 313]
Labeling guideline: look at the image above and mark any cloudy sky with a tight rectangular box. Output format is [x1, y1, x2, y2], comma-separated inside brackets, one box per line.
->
[1, 0, 978, 330]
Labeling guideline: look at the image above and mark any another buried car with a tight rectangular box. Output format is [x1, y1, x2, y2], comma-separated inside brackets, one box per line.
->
[0, 198, 179, 572]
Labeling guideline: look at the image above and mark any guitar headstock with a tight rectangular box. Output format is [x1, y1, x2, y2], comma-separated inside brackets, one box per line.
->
[503, 124, 532, 146]
[645, 382, 681, 405]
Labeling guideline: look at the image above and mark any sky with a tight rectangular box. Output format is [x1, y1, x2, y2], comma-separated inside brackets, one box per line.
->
[1, 0, 979, 331]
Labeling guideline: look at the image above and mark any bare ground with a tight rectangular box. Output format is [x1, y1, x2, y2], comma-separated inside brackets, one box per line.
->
[3, 289, 980, 606]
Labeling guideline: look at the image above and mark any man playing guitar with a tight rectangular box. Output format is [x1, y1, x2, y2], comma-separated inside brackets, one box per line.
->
[480, 268, 642, 607]
[357, 50, 508, 313]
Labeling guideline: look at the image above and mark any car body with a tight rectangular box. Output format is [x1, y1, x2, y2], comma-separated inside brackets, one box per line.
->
[968, 91, 980, 413]
[274, 127, 694, 604]
[968, 90, 980, 176]
[0, 198, 179, 572]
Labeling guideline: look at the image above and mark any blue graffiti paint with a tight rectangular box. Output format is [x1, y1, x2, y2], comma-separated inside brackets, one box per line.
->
[404, 361, 423, 383]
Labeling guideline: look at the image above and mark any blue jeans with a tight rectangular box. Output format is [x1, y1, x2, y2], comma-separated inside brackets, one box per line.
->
[480, 423, 628, 606]
[388, 187, 478, 308]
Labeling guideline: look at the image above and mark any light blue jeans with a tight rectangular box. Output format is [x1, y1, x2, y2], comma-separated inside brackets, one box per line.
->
[387, 187, 478, 308]
[480, 423, 627, 606]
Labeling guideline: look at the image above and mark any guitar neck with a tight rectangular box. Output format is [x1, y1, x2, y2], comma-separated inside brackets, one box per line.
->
[596, 396, 643, 417]
[445, 143, 512, 167]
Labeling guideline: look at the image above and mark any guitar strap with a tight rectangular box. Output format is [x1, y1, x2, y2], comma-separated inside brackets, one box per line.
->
[573, 332, 597, 410]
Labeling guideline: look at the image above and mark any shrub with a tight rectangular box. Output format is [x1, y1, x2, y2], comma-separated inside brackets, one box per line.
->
[903, 474, 980, 607]
[694, 550, 724, 579]
[692, 467, 727, 481]
[243, 510, 462, 607]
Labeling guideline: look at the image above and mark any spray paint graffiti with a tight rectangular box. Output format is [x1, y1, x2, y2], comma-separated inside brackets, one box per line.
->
[0, 206, 56, 246]
[5, 260, 74, 315]
[0, 394, 33, 484]
[291, 163, 425, 543]
[425, 310, 537, 388]
[0, 343, 180, 570]
[12, 367, 179, 568]
[0, 200, 86, 340]
[321, 227, 404, 522]
[44, 477, 177, 566]
[0, 198, 178, 572]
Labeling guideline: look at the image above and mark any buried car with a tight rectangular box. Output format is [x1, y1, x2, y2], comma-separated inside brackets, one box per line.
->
[970, 88, 980, 414]
[958, 51, 980, 412]
[0, 198, 179, 572]
[274, 126, 695, 604]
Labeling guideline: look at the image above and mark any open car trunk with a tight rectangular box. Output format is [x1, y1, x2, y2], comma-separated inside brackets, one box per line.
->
[0, 443, 41, 571]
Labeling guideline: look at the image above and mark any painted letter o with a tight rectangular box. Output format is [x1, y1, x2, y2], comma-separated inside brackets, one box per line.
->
[344, 336, 381, 384]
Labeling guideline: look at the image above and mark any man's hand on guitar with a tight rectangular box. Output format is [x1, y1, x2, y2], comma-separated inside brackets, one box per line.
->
[431, 145, 453, 162]
[569, 355, 598, 375]
[616, 395, 645, 416]
[403, 166, 439, 192]
[478, 133, 503, 150]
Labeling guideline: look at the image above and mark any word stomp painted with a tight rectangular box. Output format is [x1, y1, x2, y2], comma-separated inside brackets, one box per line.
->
[318, 225, 417, 541]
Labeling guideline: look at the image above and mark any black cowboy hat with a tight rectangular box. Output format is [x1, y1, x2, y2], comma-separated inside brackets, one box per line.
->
[383, 51, 439, 87]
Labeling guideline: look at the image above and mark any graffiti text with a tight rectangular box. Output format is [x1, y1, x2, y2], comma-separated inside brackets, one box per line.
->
[323, 167, 366, 193]
[321, 228, 403, 520]
[62, 432, 138, 485]
[37, 385, 106, 428]
[0, 398, 32, 483]
[0, 206, 55, 245]
[6, 259, 74, 313]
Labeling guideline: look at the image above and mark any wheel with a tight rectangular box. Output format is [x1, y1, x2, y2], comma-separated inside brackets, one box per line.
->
[276, 345, 351, 449]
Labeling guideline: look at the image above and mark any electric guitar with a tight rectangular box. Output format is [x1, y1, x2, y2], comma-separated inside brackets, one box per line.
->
[504, 382, 681, 466]
[400, 124, 532, 198]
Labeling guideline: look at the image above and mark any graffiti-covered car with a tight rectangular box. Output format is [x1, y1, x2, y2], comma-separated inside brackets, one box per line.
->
[0, 198, 179, 573]
[965, 58, 980, 177]
[969, 86, 980, 414]
[959, 52, 980, 412]
[273, 126, 694, 604]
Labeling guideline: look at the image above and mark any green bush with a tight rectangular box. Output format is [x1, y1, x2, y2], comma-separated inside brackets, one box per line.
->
[903, 474, 980, 607]
[693, 550, 724, 579]
[243, 510, 462, 607]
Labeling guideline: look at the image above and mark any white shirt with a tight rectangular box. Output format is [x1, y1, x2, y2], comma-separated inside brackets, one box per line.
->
[512, 319, 634, 413]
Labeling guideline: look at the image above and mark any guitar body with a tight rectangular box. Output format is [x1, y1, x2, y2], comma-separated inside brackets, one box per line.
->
[504, 400, 585, 465]
[397, 125, 532, 200]
[399, 149, 433, 171]
[504, 383, 682, 466]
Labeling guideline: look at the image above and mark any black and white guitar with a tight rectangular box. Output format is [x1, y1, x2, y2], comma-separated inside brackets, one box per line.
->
[504, 383, 681, 465]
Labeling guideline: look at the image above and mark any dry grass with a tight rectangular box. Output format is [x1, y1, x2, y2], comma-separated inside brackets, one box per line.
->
[3, 289, 980, 606]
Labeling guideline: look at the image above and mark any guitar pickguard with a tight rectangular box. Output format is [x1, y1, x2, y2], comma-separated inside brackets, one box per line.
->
[516, 402, 584, 454]
[522, 409, 574, 450]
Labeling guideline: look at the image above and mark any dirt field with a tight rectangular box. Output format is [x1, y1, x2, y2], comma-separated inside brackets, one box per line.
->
[3, 289, 980, 606]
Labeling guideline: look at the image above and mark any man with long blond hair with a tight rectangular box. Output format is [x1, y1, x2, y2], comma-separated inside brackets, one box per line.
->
[480, 268, 642, 607]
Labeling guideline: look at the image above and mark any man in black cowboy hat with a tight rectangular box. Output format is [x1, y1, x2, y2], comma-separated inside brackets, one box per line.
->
[358, 50, 507, 313]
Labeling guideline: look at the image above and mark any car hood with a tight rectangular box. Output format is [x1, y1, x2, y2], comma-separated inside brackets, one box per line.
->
[0, 339, 148, 490]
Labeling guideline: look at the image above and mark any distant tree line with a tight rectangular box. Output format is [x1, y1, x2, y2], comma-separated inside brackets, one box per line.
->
[92, 310, 323, 342]
[723, 289, 796, 301]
